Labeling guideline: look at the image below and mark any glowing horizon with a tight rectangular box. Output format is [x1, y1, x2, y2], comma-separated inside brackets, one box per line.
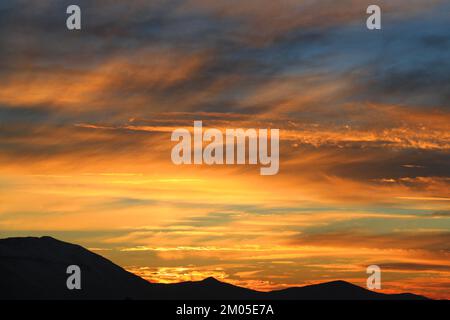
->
[0, 0, 449, 300]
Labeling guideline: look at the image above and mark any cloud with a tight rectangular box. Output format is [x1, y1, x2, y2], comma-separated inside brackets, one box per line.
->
[1, 0, 449, 299]
[293, 230, 450, 252]
[432, 211, 450, 217]
[379, 262, 450, 272]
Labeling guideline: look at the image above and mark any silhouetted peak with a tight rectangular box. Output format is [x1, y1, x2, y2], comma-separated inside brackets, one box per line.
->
[321, 280, 356, 287]
[304, 280, 367, 292]
[201, 277, 222, 284]
[40, 236, 58, 241]
[1, 236, 61, 244]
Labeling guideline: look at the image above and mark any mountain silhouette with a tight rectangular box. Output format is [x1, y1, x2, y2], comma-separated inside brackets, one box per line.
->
[0, 236, 428, 300]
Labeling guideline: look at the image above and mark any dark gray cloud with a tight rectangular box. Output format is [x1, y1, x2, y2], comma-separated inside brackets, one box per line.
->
[175, 212, 239, 227]
[293, 229, 450, 252]
[1, 0, 447, 116]
[379, 262, 450, 272]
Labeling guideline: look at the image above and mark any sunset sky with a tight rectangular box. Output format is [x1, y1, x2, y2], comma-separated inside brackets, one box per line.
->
[0, 0, 449, 299]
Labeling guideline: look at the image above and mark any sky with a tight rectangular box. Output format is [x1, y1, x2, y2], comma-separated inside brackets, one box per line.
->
[0, 0, 449, 299]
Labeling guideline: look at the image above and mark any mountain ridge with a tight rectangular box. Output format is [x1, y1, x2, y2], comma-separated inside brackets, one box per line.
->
[0, 236, 429, 300]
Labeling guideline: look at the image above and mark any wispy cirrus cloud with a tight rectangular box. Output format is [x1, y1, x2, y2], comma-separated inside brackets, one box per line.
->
[0, 0, 449, 299]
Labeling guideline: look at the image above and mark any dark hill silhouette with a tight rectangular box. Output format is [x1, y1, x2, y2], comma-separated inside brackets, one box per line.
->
[0, 237, 428, 300]
[0, 236, 152, 299]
